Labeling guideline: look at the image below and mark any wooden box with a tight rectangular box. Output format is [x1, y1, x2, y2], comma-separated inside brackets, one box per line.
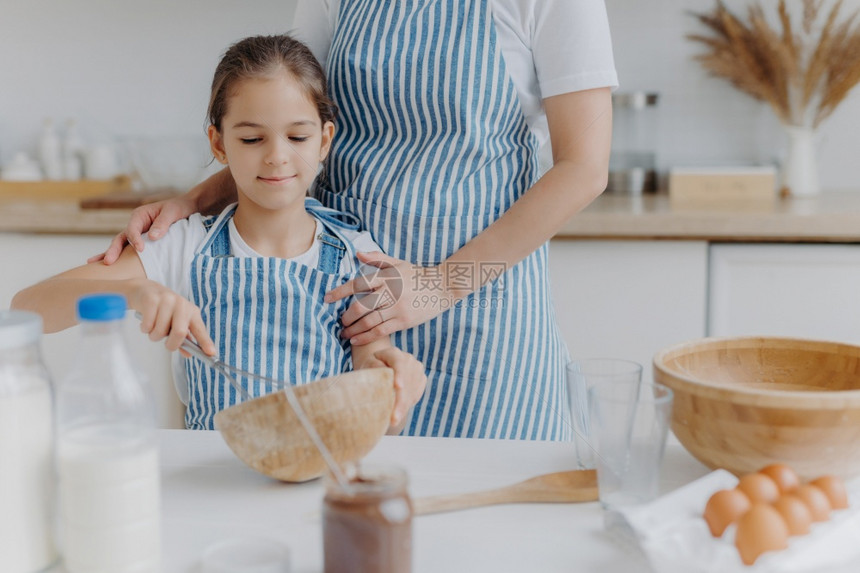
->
[669, 166, 776, 210]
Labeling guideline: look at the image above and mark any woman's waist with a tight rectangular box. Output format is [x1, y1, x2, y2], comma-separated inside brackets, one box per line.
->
[317, 187, 505, 263]
[318, 154, 537, 215]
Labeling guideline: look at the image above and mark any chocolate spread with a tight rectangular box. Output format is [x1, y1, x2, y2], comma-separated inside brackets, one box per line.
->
[323, 466, 412, 573]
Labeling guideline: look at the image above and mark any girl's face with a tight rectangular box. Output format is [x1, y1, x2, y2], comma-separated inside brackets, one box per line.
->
[208, 74, 333, 212]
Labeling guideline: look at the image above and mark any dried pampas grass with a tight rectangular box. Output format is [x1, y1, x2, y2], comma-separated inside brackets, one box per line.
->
[689, 0, 860, 128]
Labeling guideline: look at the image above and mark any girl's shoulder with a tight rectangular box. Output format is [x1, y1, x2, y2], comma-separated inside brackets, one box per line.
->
[141, 212, 208, 249]
[137, 212, 211, 294]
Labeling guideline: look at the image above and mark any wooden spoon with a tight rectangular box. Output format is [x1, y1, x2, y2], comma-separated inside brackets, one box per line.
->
[413, 469, 598, 516]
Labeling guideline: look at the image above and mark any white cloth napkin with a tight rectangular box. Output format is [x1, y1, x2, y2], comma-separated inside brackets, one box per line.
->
[606, 470, 860, 573]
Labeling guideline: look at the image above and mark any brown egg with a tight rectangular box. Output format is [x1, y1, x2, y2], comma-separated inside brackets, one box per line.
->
[794, 484, 832, 521]
[811, 475, 849, 510]
[735, 503, 790, 566]
[704, 489, 752, 537]
[758, 464, 800, 494]
[737, 473, 780, 504]
[772, 495, 812, 536]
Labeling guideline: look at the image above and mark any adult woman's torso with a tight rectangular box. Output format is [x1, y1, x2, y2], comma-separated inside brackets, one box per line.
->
[312, 0, 572, 440]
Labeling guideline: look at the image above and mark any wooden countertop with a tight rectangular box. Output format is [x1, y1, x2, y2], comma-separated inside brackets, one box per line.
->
[0, 199, 134, 234]
[557, 191, 860, 243]
[3, 191, 860, 242]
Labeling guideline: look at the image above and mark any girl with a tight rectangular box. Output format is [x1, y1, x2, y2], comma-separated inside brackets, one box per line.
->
[12, 34, 426, 432]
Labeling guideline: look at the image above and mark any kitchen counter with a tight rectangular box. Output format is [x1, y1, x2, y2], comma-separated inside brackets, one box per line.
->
[5, 190, 860, 241]
[0, 197, 138, 234]
[44, 430, 860, 573]
[555, 191, 860, 243]
[48, 429, 706, 573]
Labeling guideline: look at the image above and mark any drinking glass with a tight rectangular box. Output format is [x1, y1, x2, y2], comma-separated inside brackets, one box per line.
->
[566, 359, 643, 469]
[587, 380, 673, 509]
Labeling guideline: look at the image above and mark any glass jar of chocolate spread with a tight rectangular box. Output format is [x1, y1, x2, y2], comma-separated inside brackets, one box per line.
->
[323, 464, 412, 573]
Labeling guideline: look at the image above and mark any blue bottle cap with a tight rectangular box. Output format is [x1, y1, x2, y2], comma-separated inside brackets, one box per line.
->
[77, 293, 127, 321]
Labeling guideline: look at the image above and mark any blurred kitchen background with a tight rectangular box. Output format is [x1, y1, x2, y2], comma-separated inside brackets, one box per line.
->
[4, 0, 860, 429]
[1, 0, 859, 190]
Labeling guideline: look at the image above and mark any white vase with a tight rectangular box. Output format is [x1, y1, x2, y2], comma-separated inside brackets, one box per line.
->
[781, 125, 820, 197]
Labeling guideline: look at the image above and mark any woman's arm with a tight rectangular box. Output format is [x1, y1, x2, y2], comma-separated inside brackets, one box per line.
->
[12, 245, 216, 355]
[331, 87, 612, 343]
[92, 167, 237, 265]
[444, 87, 612, 284]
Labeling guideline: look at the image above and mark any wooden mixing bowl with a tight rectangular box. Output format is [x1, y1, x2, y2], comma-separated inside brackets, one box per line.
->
[653, 337, 860, 480]
[214, 368, 394, 482]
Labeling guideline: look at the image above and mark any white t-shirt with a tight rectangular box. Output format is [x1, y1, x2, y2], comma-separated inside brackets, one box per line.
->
[137, 204, 380, 402]
[293, 0, 619, 161]
[139, 205, 381, 301]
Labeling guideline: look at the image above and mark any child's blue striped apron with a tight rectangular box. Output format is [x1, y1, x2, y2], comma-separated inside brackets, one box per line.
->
[316, 0, 571, 440]
[184, 198, 359, 430]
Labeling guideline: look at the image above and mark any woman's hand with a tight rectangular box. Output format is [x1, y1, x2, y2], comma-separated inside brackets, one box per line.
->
[128, 279, 216, 356]
[326, 251, 462, 345]
[89, 167, 237, 265]
[88, 196, 198, 265]
[356, 346, 427, 433]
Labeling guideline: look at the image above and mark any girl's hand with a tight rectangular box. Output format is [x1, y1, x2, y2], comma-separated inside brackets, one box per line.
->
[326, 251, 460, 345]
[356, 346, 427, 433]
[128, 279, 216, 356]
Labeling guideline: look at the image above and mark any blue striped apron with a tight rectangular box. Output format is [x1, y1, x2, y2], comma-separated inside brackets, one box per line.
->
[315, 0, 571, 440]
[184, 198, 359, 430]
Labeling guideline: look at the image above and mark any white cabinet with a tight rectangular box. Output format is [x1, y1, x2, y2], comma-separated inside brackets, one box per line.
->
[548, 240, 708, 382]
[550, 241, 860, 383]
[0, 233, 183, 428]
[708, 243, 860, 344]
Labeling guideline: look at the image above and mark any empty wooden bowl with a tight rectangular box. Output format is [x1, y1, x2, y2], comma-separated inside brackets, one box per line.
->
[214, 368, 394, 482]
[653, 337, 860, 480]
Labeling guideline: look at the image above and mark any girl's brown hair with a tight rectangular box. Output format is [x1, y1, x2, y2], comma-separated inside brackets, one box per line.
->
[207, 34, 336, 132]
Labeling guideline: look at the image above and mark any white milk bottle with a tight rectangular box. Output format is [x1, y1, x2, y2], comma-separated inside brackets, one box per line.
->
[0, 311, 58, 573]
[57, 294, 161, 573]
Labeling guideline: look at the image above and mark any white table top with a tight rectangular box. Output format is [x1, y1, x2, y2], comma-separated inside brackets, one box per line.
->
[141, 430, 711, 573]
[47, 430, 860, 572]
